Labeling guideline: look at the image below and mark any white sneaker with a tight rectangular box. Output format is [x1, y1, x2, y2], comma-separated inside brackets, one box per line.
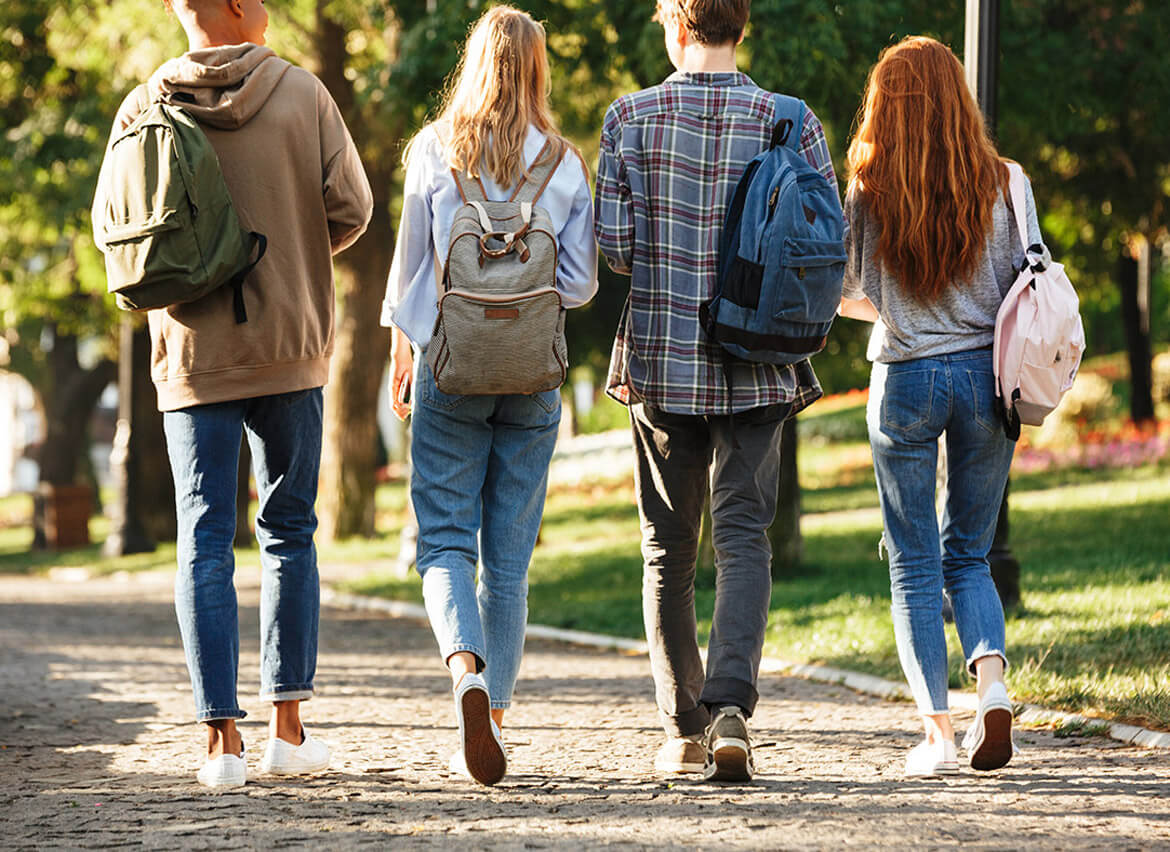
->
[453, 672, 506, 785]
[448, 748, 472, 781]
[903, 737, 959, 777]
[962, 681, 1015, 771]
[259, 729, 330, 775]
[197, 746, 246, 788]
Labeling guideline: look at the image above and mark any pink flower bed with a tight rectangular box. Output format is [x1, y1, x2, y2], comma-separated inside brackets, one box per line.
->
[1013, 422, 1170, 474]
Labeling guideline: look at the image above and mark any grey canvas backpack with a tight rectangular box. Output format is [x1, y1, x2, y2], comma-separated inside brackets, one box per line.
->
[92, 96, 266, 323]
[427, 137, 568, 395]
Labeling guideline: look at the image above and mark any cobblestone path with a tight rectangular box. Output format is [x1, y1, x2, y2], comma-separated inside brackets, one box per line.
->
[2, 570, 1168, 850]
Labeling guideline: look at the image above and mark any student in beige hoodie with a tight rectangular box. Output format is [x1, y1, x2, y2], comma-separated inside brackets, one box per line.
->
[101, 0, 373, 787]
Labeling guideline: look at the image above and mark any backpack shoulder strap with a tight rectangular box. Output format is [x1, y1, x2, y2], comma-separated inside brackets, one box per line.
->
[509, 137, 564, 204]
[769, 94, 807, 150]
[1004, 161, 1031, 254]
[451, 168, 488, 204]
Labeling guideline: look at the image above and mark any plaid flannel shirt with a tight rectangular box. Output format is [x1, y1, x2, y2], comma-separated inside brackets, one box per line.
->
[595, 71, 836, 415]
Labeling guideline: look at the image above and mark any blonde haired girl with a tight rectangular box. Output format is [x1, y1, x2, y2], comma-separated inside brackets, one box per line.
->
[380, 6, 597, 786]
[839, 36, 1042, 777]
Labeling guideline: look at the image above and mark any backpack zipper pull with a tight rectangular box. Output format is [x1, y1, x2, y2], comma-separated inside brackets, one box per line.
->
[768, 186, 780, 210]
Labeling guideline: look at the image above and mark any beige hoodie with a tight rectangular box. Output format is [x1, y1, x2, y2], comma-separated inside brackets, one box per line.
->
[111, 44, 373, 411]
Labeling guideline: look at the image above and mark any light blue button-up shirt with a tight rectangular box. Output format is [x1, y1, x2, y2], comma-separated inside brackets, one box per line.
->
[381, 123, 598, 345]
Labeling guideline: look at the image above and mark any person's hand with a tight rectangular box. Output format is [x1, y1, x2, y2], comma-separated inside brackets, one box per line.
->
[389, 329, 413, 421]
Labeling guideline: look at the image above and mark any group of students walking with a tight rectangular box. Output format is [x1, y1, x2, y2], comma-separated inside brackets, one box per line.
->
[98, 0, 1037, 788]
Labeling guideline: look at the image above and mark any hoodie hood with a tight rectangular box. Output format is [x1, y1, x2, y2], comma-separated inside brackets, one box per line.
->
[149, 43, 290, 130]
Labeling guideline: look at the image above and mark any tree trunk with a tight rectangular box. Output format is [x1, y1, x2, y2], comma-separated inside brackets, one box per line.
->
[32, 323, 116, 549]
[1120, 240, 1155, 423]
[313, 6, 397, 540]
[769, 417, 801, 578]
[104, 316, 156, 555]
[130, 319, 178, 543]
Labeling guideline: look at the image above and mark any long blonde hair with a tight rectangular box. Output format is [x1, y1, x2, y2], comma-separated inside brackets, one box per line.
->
[408, 6, 561, 187]
[846, 36, 1009, 302]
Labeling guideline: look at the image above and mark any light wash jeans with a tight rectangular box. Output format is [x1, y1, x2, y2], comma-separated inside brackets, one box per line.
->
[164, 388, 323, 722]
[867, 349, 1014, 715]
[410, 361, 560, 709]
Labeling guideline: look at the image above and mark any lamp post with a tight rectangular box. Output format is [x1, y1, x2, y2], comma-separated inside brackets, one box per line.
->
[964, 0, 1020, 609]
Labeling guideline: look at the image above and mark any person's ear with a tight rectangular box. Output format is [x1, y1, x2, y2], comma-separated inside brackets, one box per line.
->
[673, 17, 690, 49]
[226, 0, 245, 20]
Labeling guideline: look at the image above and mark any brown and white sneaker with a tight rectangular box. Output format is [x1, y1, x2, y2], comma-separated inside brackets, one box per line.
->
[453, 672, 506, 785]
[703, 705, 755, 782]
[654, 736, 706, 775]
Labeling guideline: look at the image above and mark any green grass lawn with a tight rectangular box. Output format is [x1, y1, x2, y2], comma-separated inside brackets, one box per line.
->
[344, 457, 1170, 731]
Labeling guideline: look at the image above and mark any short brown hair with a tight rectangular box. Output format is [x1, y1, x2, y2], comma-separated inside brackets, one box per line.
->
[656, 0, 750, 46]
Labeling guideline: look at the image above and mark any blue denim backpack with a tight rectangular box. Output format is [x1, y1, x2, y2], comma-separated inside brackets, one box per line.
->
[701, 95, 846, 366]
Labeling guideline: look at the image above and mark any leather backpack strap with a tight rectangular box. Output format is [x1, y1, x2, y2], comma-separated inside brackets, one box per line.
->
[451, 168, 489, 204]
[509, 137, 564, 204]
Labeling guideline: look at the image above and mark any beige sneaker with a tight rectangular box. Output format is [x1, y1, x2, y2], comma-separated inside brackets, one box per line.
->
[703, 706, 755, 782]
[654, 737, 706, 775]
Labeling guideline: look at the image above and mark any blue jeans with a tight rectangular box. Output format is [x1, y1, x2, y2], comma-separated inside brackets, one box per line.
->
[867, 349, 1014, 715]
[410, 361, 560, 709]
[164, 388, 323, 722]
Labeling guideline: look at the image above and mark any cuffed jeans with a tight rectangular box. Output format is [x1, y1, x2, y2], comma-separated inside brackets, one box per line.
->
[867, 349, 1015, 715]
[164, 388, 323, 722]
[410, 361, 560, 710]
[631, 401, 791, 738]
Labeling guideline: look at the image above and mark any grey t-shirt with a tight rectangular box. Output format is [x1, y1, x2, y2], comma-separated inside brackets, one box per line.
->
[840, 172, 1043, 363]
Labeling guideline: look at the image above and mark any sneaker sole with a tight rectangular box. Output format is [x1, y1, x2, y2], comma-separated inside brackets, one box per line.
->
[704, 737, 754, 782]
[970, 706, 1013, 771]
[260, 757, 329, 775]
[655, 761, 706, 774]
[197, 768, 246, 788]
[904, 761, 960, 778]
[460, 686, 506, 785]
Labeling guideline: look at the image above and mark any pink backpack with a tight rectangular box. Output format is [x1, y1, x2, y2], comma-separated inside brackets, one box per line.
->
[993, 163, 1085, 438]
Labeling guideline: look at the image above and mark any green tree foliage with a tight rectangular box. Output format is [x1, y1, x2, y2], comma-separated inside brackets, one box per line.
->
[998, 0, 1170, 356]
[1, 1, 180, 505]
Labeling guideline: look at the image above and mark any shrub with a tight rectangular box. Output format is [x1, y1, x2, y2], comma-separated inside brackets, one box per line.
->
[1028, 371, 1117, 447]
[1152, 350, 1170, 404]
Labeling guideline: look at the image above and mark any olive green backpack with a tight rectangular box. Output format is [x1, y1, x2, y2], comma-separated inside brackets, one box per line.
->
[92, 97, 266, 322]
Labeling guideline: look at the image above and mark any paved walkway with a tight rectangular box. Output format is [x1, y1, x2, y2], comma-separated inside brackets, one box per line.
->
[2, 569, 1168, 850]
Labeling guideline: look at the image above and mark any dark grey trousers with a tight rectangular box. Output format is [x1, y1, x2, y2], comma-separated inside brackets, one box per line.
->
[630, 401, 790, 738]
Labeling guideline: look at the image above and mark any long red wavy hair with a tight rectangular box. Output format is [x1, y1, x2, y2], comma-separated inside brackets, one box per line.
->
[847, 36, 1009, 301]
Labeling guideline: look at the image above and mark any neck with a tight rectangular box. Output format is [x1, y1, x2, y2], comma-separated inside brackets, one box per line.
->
[676, 43, 739, 73]
[182, 18, 243, 50]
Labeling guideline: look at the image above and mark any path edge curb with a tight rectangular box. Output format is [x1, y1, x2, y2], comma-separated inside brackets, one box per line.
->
[322, 587, 1170, 750]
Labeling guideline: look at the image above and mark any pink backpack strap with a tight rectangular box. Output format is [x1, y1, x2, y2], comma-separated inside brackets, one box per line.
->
[1005, 162, 1031, 254]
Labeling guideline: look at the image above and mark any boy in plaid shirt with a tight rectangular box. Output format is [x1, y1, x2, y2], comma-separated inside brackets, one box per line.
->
[594, 0, 836, 781]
